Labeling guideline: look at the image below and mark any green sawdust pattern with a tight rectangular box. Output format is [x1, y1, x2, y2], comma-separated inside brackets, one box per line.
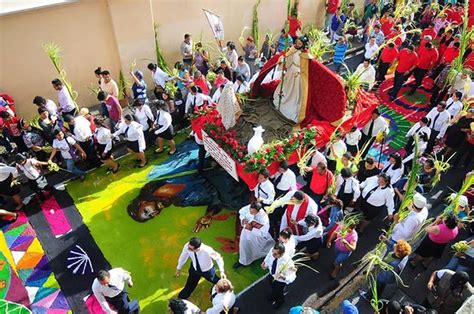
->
[402, 90, 428, 105]
[379, 105, 413, 150]
[67, 136, 265, 313]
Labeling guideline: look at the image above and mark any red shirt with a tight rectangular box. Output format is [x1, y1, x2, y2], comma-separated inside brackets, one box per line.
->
[442, 46, 460, 64]
[381, 47, 399, 63]
[310, 169, 334, 195]
[417, 47, 439, 70]
[288, 17, 302, 37]
[327, 0, 340, 14]
[381, 19, 394, 36]
[3, 116, 21, 137]
[421, 28, 437, 40]
[194, 77, 210, 95]
[396, 49, 418, 73]
[449, 11, 463, 24]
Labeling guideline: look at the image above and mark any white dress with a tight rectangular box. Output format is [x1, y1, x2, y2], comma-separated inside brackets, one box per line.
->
[273, 50, 302, 123]
[239, 210, 275, 265]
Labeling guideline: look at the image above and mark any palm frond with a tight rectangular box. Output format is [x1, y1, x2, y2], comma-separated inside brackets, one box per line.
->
[252, 0, 262, 48]
[153, 23, 170, 74]
[443, 173, 474, 217]
[339, 212, 363, 237]
[368, 274, 383, 313]
[452, 241, 470, 254]
[264, 196, 297, 214]
[297, 147, 316, 176]
[304, 25, 334, 62]
[432, 153, 454, 187]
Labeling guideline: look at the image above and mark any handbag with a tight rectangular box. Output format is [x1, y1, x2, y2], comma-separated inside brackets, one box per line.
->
[65, 137, 81, 162]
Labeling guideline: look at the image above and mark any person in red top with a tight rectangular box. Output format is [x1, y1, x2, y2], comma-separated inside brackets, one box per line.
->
[389, 45, 418, 100]
[421, 22, 437, 42]
[380, 11, 395, 36]
[408, 42, 439, 94]
[431, 42, 461, 80]
[0, 111, 27, 152]
[193, 70, 210, 95]
[325, 0, 341, 31]
[377, 43, 399, 83]
[304, 162, 334, 205]
[288, 12, 302, 41]
[386, 25, 403, 48]
[448, 4, 464, 25]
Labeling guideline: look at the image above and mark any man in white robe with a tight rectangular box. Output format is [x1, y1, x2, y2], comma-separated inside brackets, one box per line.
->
[279, 190, 318, 235]
[234, 202, 275, 268]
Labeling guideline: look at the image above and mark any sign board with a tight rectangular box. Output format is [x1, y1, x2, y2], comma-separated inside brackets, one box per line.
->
[202, 130, 239, 182]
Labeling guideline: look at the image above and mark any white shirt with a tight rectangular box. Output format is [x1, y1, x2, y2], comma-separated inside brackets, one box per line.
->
[445, 97, 463, 118]
[100, 79, 119, 98]
[403, 140, 427, 163]
[450, 74, 471, 94]
[182, 300, 201, 314]
[362, 116, 389, 137]
[225, 49, 239, 70]
[206, 286, 236, 314]
[71, 116, 92, 142]
[310, 150, 327, 167]
[152, 67, 172, 89]
[134, 105, 155, 131]
[57, 87, 76, 112]
[94, 127, 113, 154]
[355, 64, 376, 89]
[0, 164, 18, 182]
[212, 88, 223, 103]
[272, 169, 297, 192]
[364, 42, 379, 59]
[180, 40, 193, 59]
[425, 108, 451, 138]
[45, 99, 59, 117]
[185, 93, 211, 114]
[113, 121, 146, 152]
[360, 176, 395, 215]
[176, 243, 225, 274]
[17, 159, 40, 180]
[232, 81, 250, 94]
[263, 250, 297, 284]
[254, 180, 275, 205]
[280, 190, 319, 232]
[52, 136, 76, 160]
[327, 139, 347, 161]
[294, 218, 324, 242]
[345, 129, 362, 146]
[92, 268, 132, 314]
[391, 207, 428, 242]
[381, 163, 404, 185]
[405, 122, 431, 139]
[154, 110, 172, 135]
[335, 175, 361, 202]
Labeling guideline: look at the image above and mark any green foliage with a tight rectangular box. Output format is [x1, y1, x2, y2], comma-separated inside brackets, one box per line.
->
[303, 25, 334, 62]
[252, 0, 262, 48]
[448, 2, 473, 83]
[118, 70, 129, 101]
[153, 23, 171, 74]
[341, 65, 368, 110]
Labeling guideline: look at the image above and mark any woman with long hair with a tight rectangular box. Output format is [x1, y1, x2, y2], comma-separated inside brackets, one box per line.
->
[94, 117, 119, 173]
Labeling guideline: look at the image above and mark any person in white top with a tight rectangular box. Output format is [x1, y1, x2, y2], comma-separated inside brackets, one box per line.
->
[262, 243, 297, 309]
[234, 202, 275, 268]
[206, 279, 236, 314]
[52, 78, 77, 117]
[99, 70, 119, 98]
[381, 153, 404, 185]
[294, 214, 324, 260]
[271, 160, 297, 197]
[254, 170, 275, 206]
[49, 129, 87, 181]
[92, 268, 139, 314]
[354, 59, 377, 90]
[449, 70, 471, 95]
[33, 96, 60, 121]
[0, 163, 23, 210]
[360, 109, 389, 157]
[168, 298, 201, 314]
[358, 173, 395, 233]
[132, 98, 155, 136]
[336, 168, 361, 210]
[345, 126, 362, 156]
[223, 42, 239, 70]
[180, 34, 193, 66]
[405, 116, 431, 155]
[232, 76, 250, 94]
[154, 100, 176, 155]
[382, 193, 428, 253]
[176, 237, 225, 299]
[425, 102, 451, 154]
[310, 149, 327, 167]
[278, 229, 297, 258]
[113, 115, 147, 168]
[147, 63, 173, 97]
[326, 132, 347, 172]
[211, 84, 225, 103]
[445, 91, 463, 119]
[279, 190, 318, 235]
[15, 153, 52, 201]
[185, 86, 211, 115]
[94, 117, 119, 174]
[364, 37, 379, 60]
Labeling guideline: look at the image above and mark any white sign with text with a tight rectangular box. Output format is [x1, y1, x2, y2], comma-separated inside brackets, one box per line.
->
[202, 130, 239, 181]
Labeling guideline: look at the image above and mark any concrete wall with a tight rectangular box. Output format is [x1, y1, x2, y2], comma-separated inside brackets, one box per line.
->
[0, 0, 332, 119]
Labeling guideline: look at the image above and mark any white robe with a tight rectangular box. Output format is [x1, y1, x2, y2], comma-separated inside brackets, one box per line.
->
[273, 50, 302, 123]
[216, 83, 240, 130]
[238, 210, 275, 265]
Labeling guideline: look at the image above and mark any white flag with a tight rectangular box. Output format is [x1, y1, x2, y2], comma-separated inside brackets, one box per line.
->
[203, 9, 224, 40]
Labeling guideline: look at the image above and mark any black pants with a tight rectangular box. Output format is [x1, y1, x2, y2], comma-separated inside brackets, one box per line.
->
[430, 64, 446, 81]
[404, 136, 415, 155]
[410, 68, 428, 91]
[62, 108, 77, 118]
[197, 143, 206, 174]
[359, 133, 376, 158]
[178, 265, 220, 299]
[430, 85, 449, 106]
[426, 130, 439, 155]
[269, 277, 287, 303]
[377, 61, 390, 82]
[390, 71, 408, 98]
[79, 139, 101, 167]
[105, 291, 140, 314]
[346, 144, 358, 157]
[327, 159, 337, 173]
[454, 140, 474, 168]
[269, 206, 286, 239]
[28, 176, 52, 201]
[296, 237, 323, 254]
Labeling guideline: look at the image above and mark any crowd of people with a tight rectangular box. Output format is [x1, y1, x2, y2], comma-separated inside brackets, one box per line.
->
[1, 0, 474, 313]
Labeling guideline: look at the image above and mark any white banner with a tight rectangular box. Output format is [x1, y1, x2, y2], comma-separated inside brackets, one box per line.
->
[203, 9, 225, 40]
[202, 130, 239, 182]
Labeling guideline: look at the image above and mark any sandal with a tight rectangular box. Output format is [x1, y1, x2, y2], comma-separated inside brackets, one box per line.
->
[112, 164, 120, 174]
[168, 150, 177, 155]
[138, 161, 148, 168]
[154, 149, 164, 154]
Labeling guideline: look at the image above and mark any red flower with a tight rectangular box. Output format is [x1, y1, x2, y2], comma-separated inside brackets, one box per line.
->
[238, 152, 243, 158]
[266, 147, 271, 153]
[289, 139, 295, 145]
[258, 158, 266, 164]
[249, 158, 256, 163]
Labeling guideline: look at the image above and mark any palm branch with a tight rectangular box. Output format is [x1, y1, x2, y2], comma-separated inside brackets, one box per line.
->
[153, 23, 170, 74]
[368, 274, 383, 313]
[303, 25, 334, 62]
[297, 146, 316, 176]
[252, 0, 262, 48]
[338, 212, 363, 237]
[431, 153, 454, 187]
[448, 3, 473, 84]
[443, 173, 474, 217]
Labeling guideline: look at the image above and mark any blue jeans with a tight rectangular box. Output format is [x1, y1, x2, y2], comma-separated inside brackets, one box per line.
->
[65, 158, 85, 178]
[444, 256, 471, 272]
[335, 247, 351, 264]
